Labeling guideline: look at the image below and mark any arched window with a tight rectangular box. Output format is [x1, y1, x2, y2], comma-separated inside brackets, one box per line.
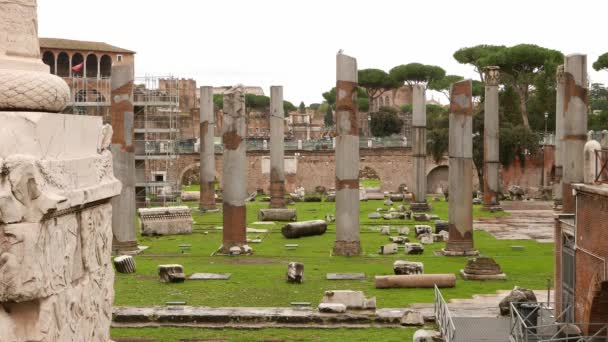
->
[100, 55, 112, 78]
[42, 51, 55, 74]
[71, 53, 84, 77]
[385, 96, 391, 106]
[86, 54, 98, 78]
[57, 52, 69, 77]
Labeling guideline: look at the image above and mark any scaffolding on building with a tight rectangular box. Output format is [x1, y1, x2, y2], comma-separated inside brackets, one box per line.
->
[63, 76, 111, 121]
[133, 75, 180, 208]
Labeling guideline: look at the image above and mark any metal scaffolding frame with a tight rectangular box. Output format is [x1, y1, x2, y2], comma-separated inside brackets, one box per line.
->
[63, 76, 111, 122]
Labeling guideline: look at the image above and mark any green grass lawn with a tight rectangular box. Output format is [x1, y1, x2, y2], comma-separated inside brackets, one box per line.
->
[111, 327, 417, 342]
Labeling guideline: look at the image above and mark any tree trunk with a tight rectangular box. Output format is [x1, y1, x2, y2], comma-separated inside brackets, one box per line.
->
[514, 82, 530, 129]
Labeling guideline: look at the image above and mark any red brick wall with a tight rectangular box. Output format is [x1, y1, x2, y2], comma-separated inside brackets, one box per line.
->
[501, 145, 555, 190]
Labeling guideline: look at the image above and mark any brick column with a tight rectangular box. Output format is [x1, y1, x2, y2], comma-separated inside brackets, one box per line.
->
[110, 63, 138, 253]
[269, 86, 286, 208]
[411, 84, 430, 212]
[199, 86, 216, 211]
[221, 86, 248, 252]
[562, 54, 588, 214]
[482, 66, 502, 211]
[333, 53, 361, 256]
[444, 79, 478, 256]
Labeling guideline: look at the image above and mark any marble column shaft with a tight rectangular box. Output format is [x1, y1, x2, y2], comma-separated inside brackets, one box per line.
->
[333, 53, 361, 256]
[110, 63, 138, 252]
[199, 86, 216, 211]
[445, 79, 476, 255]
[269, 86, 286, 208]
[554, 65, 565, 205]
[483, 67, 501, 210]
[222, 86, 247, 251]
[411, 84, 429, 211]
[562, 54, 588, 214]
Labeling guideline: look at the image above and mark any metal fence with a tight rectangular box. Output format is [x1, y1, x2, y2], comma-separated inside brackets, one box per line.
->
[509, 302, 608, 341]
[434, 285, 456, 342]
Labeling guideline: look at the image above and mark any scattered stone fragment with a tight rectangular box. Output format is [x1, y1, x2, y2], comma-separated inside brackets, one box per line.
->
[393, 260, 424, 275]
[434, 220, 449, 234]
[413, 213, 430, 221]
[473, 197, 482, 205]
[389, 236, 408, 243]
[398, 227, 410, 235]
[290, 302, 311, 307]
[325, 214, 335, 223]
[379, 243, 399, 255]
[384, 199, 393, 206]
[229, 246, 241, 255]
[414, 225, 433, 237]
[138, 206, 193, 236]
[375, 274, 456, 289]
[499, 287, 537, 316]
[189, 273, 231, 280]
[247, 238, 262, 243]
[326, 273, 366, 280]
[403, 193, 414, 203]
[281, 220, 327, 238]
[242, 245, 253, 254]
[389, 193, 404, 201]
[438, 230, 449, 241]
[413, 329, 442, 342]
[287, 262, 304, 283]
[325, 193, 335, 202]
[431, 233, 445, 242]
[388, 207, 396, 212]
[380, 226, 391, 235]
[158, 264, 185, 283]
[318, 303, 347, 313]
[461, 257, 507, 280]
[368, 212, 381, 219]
[405, 243, 424, 255]
[428, 214, 440, 220]
[400, 310, 425, 326]
[376, 207, 386, 212]
[508, 185, 525, 201]
[114, 255, 136, 274]
[397, 204, 406, 212]
[258, 208, 297, 222]
[419, 234, 434, 245]
[321, 290, 376, 309]
[405, 210, 413, 219]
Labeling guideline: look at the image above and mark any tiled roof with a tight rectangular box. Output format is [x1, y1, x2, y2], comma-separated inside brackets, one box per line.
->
[39, 38, 135, 54]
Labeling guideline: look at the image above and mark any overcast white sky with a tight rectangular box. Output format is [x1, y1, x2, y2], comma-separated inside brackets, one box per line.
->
[38, 0, 608, 105]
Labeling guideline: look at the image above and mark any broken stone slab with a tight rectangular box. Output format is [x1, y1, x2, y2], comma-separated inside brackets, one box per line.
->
[419, 234, 434, 245]
[375, 274, 456, 289]
[325, 194, 335, 202]
[397, 204, 406, 212]
[318, 303, 346, 313]
[379, 243, 399, 255]
[281, 220, 327, 238]
[324, 214, 335, 223]
[498, 287, 537, 316]
[428, 214, 440, 220]
[403, 193, 414, 202]
[431, 233, 445, 242]
[384, 199, 393, 206]
[321, 290, 376, 310]
[138, 206, 193, 236]
[400, 310, 425, 326]
[366, 192, 385, 200]
[158, 264, 186, 283]
[114, 255, 136, 274]
[189, 273, 231, 280]
[473, 197, 482, 205]
[258, 208, 297, 222]
[438, 230, 449, 241]
[405, 211, 413, 219]
[380, 226, 391, 235]
[405, 243, 424, 255]
[181, 191, 200, 201]
[414, 225, 433, 237]
[389, 193, 404, 202]
[413, 213, 431, 221]
[434, 220, 449, 234]
[247, 238, 262, 243]
[376, 207, 387, 212]
[389, 236, 409, 244]
[393, 260, 424, 275]
[286, 262, 304, 283]
[326, 273, 366, 280]
[247, 227, 270, 233]
[398, 227, 410, 235]
[368, 212, 381, 219]
[413, 329, 442, 342]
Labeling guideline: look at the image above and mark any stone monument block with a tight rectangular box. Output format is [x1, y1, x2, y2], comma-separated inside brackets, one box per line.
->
[138, 206, 193, 236]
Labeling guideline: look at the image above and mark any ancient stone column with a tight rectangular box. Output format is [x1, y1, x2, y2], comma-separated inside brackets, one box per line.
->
[333, 53, 361, 256]
[444, 80, 478, 256]
[482, 66, 502, 211]
[199, 86, 216, 211]
[110, 63, 139, 253]
[411, 84, 430, 212]
[554, 65, 565, 208]
[0, 2, 120, 340]
[562, 54, 588, 214]
[222, 86, 249, 253]
[269, 86, 286, 208]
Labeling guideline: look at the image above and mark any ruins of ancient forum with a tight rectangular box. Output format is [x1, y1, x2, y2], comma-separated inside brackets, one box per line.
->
[1, 1, 608, 341]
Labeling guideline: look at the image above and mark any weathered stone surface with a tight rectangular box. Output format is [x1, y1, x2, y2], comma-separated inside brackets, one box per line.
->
[401, 310, 425, 326]
[287, 262, 304, 283]
[434, 220, 449, 234]
[508, 185, 525, 200]
[181, 190, 200, 201]
[379, 243, 399, 255]
[384, 199, 393, 206]
[158, 264, 185, 283]
[413, 329, 442, 342]
[389, 193, 404, 201]
[189, 273, 231, 280]
[414, 225, 433, 237]
[318, 303, 347, 313]
[269, 86, 287, 208]
[393, 261, 424, 275]
[498, 287, 537, 316]
[419, 234, 434, 244]
[389, 236, 408, 243]
[326, 273, 366, 280]
[281, 220, 327, 238]
[258, 208, 297, 222]
[138, 206, 193, 236]
[432, 233, 446, 242]
[321, 290, 376, 310]
[380, 226, 391, 235]
[413, 213, 430, 221]
[438, 230, 449, 241]
[463, 257, 503, 275]
[405, 243, 424, 255]
[375, 274, 456, 289]
[0, 112, 120, 342]
[368, 212, 381, 219]
[398, 227, 410, 235]
[114, 255, 136, 274]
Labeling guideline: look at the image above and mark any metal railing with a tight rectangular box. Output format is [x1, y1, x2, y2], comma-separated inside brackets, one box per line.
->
[509, 302, 608, 341]
[434, 285, 456, 342]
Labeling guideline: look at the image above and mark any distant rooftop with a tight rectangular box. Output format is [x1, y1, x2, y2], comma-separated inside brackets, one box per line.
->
[39, 38, 135, 54]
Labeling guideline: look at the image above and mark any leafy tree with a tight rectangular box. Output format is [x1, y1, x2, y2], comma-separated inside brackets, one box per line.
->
[369, 107, 403, 137]
[428, 75, 465, 100]
[593, 52, 608, 71]
[283, 100, 296, 113]
[358, 68, 398, 112]
[400, 104, 412, 114]
[324, 105, 334, 127]
[389, 63, 445, 87]
[309, 103, 321, 110]
[453, 44, 505, 82]
[322, 88, 336, 107]
[245, 94, 270, 110]
[213, 94, 223, 109]
[299, 101, 306, 113]
[358, 97, 370, 112]
[588, 83, 608, 131]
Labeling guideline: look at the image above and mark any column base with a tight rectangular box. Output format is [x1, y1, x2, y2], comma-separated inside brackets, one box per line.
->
[410, 202, 431, 212]
[442, 248, 479, 257]
[332, 240, 361, 256]
[218, 243, 253, 256]
[112, 240, 147, 255]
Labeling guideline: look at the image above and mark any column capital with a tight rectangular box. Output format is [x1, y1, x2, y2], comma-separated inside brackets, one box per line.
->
[484, 66, 500, 86]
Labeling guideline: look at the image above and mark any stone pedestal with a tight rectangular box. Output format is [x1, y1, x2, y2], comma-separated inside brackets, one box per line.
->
[482, 67, 502, 211]
[333, 53, 361, 256]
[269, 86, 287, 208]
[562, 55, 588, 214]
[0, 113, 121, 342]
[221, 86, 249, 254]
[444, 80, 478, 256]
[411, 84, 430, 212]
[199, 86, 217, 211]
[460, 257, 506, 280]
